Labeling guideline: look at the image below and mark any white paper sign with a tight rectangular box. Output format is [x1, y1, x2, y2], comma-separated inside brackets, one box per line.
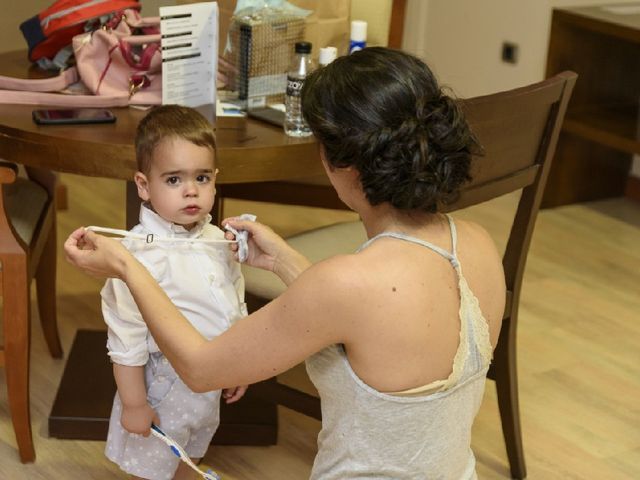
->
[160, 2, 218, 107]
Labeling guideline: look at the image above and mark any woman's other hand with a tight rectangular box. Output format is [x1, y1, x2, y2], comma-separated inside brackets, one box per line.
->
[222, 219, 286, 271]
[64, 227, 131, 280]
[222, 218, 311, 285]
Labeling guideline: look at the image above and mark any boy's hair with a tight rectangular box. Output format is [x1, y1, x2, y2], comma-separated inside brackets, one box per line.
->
[135, 105, 217, 174]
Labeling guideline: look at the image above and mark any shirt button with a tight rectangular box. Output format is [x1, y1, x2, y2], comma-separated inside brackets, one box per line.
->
[161, 358, 169, 365]
[157, 375, 166, 382]
[208, 274, 215, 283]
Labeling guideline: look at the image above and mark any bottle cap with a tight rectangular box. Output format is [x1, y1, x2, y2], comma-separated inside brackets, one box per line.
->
[350, 20, 367, 42]
[295, 41, 312, 54]
[319, 47, 338, 66]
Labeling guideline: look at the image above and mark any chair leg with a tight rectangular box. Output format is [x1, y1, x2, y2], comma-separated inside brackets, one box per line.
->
[493, 317, 526, 479]
[35, 226, 63, 358]
[212, 195, 225, 225]
[3, 257, 36, 462]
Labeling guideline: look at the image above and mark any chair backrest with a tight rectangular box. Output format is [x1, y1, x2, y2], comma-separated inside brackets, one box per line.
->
[445, 71, 577, 314]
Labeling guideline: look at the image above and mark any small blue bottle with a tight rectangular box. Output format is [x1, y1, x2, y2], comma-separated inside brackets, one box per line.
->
[349, 20, 367, 54]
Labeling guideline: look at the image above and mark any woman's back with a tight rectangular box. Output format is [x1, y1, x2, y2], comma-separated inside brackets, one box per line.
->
[328, 215, 504, 393]
[305, 215, 505, 479]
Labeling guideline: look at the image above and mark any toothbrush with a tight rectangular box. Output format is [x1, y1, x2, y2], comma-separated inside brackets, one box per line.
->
[150, 424, 221, 480]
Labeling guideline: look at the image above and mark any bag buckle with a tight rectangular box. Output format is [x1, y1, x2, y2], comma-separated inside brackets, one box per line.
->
[129, 75, 151, 98]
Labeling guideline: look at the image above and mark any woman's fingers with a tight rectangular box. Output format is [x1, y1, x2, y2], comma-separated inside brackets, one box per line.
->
[65, 227, 85, 247]
[222, 217, 253, 232]
[64, 227, 87, 263]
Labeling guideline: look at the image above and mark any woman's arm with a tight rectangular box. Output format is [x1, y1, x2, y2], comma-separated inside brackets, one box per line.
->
[118, 252, 348, 392]
[64, 225, 341, 391]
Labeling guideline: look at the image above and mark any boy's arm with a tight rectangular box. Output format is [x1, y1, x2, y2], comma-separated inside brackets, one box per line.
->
[102, 269, 156, 435]
[113, 363, 158, 435]
[103, 277, 151, 366]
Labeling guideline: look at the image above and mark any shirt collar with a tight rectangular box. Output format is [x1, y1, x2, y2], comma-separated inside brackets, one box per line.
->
[138, 203, 212, 238]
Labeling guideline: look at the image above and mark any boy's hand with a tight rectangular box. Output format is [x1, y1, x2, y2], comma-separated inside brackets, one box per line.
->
[120, 403, 159, 436]
[222, 385, 248, 404]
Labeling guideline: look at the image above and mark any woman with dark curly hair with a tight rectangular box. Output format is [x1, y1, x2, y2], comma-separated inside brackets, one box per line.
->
[65, 48, 505, 479]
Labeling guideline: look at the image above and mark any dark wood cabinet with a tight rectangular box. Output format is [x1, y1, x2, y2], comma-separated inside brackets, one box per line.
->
[544, 4, 640, 207]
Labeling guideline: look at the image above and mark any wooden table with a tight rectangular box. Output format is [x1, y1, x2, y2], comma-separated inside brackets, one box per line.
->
[0, 50, 321, 226]
[0, 50, 320, 444]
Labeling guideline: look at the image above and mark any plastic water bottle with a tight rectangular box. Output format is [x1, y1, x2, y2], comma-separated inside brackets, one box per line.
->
[284, 41, 313, 137]
[349, 20, 367, 54]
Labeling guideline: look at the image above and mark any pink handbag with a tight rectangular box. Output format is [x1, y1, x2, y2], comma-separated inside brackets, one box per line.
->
[0, 9, 162, 107]
[73, 9, 161, 105]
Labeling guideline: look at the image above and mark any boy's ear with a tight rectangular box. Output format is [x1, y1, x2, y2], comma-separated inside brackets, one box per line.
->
[134, 171, 150, 201]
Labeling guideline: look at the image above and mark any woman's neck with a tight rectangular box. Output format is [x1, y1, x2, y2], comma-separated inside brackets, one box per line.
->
[359, 202, 443, 239]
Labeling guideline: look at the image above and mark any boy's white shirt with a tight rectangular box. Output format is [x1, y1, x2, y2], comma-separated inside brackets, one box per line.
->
[101, 204, 247, 366]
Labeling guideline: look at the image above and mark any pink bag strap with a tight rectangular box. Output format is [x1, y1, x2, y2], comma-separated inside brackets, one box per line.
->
[118, 34, 162, 70]
[0, 67, 160, 107]
[0, 67, 78, 92]
[0, 89, 130, 107]
[0, 67, 127, 106]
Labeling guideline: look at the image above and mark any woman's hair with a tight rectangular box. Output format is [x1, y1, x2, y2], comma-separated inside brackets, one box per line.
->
[135, 105, 217, 174]
[301, 47, 480, 213]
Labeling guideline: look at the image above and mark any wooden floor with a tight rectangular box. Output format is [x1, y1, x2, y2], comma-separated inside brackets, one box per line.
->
[1, 173, 639, 479]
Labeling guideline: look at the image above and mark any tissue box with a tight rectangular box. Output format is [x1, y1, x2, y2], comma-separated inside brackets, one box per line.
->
[228, 12, 305, 109]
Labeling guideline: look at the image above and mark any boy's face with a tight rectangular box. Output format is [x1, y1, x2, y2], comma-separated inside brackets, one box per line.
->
[134, 137, 216, 230]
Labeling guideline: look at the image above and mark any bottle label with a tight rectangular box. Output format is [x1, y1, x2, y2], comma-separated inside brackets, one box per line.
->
[286, 76, 304, 97]
[349, 40, 366, 54]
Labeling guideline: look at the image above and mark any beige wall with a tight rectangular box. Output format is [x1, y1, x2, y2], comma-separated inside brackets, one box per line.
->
[1, 2, 50, 53]
[402, 0, 640, 98]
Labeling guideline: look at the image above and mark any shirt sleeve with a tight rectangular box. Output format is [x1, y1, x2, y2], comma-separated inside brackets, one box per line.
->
[102, 277, 149, 366]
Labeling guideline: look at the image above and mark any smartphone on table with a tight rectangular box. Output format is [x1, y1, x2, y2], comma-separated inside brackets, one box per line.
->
[32, 108, 116, 125]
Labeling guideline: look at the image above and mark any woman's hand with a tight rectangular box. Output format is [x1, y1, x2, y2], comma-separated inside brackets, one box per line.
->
[222, 218, 312, 285]
[64, 227, 132, 280]
[222, 218, 289, 271]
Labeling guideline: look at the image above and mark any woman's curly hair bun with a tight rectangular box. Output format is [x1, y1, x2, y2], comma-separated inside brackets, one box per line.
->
[301, 48, 480, 213]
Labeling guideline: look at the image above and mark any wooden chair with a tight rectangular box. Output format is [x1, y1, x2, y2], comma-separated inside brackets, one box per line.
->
[0, 161, 63, 462]
[243, 71, 577, 479]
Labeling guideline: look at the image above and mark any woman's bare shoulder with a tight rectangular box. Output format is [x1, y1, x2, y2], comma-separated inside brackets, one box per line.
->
[452, 218, 506, 346]
[454, 218, 497, 248]
[276, 252, 375, 338]
[290, 253, 371, 301]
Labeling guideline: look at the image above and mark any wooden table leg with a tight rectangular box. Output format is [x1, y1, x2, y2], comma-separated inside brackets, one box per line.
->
[126, 181, 139, 230]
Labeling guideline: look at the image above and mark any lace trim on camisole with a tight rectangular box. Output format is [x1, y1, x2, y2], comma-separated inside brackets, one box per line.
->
[357, 215, 493, 396]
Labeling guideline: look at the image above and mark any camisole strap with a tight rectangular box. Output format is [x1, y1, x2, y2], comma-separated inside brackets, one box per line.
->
[357, 215, 460, 269]
[447, 214, 458, 256]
